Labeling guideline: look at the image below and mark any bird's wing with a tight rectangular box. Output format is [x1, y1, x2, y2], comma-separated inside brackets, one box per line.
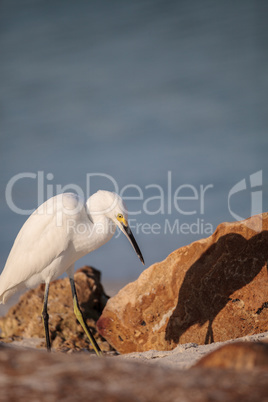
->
[0, 193, 84, 296]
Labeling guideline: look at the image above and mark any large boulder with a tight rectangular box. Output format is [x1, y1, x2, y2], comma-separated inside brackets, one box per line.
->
[97, 213, 268, 353]
[0, 266, 111, 352]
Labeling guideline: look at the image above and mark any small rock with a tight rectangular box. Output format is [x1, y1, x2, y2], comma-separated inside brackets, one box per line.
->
[0, 266, 112, 352]
[194, 341, 268, 370]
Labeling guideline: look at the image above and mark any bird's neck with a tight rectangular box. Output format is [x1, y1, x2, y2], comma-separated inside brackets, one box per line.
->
[91, 214, 116, 238]
[87, 214, 117, 253]
[83, 196, 117, 253]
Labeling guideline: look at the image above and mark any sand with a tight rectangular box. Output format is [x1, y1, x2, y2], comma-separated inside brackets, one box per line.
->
[2, 288, 268, 368]
[5, 332, 267, 369]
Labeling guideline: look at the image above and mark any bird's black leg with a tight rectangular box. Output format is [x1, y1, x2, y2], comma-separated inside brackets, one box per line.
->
[69, 277, 102, 357]
[42, 282, 51, 352]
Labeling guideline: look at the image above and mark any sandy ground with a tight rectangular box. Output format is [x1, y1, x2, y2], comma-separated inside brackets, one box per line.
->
[6, 332, 268, 369]
[118, 331, 268, 368]
[2, 288, 268, 369]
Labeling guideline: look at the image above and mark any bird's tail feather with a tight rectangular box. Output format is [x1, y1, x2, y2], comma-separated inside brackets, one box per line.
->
[0, 287, 19, 304]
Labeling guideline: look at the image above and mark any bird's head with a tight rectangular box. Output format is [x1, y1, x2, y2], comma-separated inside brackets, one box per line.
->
[87, 190, 144, 265]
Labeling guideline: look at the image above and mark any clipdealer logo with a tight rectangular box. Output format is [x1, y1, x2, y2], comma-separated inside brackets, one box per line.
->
[228, 170, 263, 231]
[4, 171, 214, 236]
[4, 170, 264, 236]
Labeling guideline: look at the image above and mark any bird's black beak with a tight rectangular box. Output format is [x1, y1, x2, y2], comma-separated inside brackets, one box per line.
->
[122, 224, 144, 265]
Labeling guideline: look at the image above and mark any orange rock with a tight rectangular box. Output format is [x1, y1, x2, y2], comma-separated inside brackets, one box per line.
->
[97, 213, 268, 353]
[0, 266, 111, 352]
[194, 341, 268, 370]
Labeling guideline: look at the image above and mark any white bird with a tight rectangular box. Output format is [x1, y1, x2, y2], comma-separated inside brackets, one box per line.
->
[0, 190, 144, 356]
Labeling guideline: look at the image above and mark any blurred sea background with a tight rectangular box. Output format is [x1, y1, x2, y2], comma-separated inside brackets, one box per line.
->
[0, 0, 267, 295]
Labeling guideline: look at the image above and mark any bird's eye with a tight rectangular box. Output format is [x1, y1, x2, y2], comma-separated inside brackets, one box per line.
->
[117, 213, 123, 220]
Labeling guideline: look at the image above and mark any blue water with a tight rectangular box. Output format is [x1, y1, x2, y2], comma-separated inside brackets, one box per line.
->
[0, 1, 267, 288]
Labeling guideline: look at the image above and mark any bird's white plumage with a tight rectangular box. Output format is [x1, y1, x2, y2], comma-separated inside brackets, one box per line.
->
[0, 191, 132, 303]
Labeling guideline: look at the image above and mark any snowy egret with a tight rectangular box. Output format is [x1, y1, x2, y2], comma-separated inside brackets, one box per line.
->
[0, 191, 144, 356]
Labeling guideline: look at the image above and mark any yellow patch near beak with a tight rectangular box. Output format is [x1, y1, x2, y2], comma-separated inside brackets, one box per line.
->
[117, 214, 128, 227]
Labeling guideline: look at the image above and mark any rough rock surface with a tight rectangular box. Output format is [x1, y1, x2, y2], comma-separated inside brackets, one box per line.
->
[0, 342, 267, 402]
[118, 332, 268, 370]
[97, 213, 268, 353]
[0, 266, 112, 352]
[194, 341, 268, 370]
